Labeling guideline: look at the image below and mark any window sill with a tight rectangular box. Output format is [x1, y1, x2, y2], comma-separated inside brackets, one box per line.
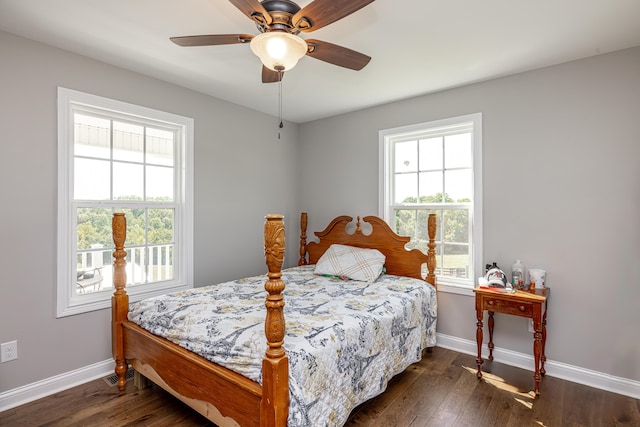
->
[436, 281, 475, 297]
[57, 281, 192, 318]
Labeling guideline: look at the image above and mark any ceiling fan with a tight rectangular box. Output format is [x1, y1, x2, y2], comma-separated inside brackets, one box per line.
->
[170, 0, 375, 83]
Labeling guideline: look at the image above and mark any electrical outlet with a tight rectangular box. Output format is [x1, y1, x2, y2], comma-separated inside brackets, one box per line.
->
[1, 340, 18, 362]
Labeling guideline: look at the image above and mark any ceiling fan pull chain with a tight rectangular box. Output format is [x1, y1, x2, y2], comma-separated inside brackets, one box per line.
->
[277, 66, 284, 138]
[279, 78, 283, 129]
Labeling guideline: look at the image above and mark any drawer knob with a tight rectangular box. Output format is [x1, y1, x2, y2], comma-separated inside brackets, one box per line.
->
[519, 305, 526, 311]
[488, 300, 494, 305]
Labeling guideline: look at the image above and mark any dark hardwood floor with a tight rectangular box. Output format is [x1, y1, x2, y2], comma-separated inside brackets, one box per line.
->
[1, 347, 638, 426]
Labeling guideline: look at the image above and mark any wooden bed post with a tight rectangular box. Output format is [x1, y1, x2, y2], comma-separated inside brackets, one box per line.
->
[261, 215, 289, 427]
[111, 212, 129, 391]
[298, 212, 307, 266]
[426, 213, 437, 286]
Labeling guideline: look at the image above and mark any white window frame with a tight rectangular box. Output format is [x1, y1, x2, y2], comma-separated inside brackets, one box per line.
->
[57, 87, 194, 317]
[379, 113, 483, 295]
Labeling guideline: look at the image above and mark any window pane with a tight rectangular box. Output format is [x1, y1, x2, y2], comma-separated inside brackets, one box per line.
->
[113, 121, 144, 163]
[394, 173, 417, 203]
[147, 244, 174, 283]
[74, 114, 110, 159]
[120, 208, 146, 246]
[147, 128, 174, 166]
[403, 209, 471, 278]
[444, 169, 472, 202]
[444, 133, 471, 169]
[439, 208, 470, 278]
[76, 207, 113, 295]
[113, 162, 143, 201]
[76, 207, 114, 249]
[441, 243, 469, 279]
[74, 158, 110, 200]
[394, 140, 417, 173]
[419, 171, 443, 203]
[146, 166, 174, 201]
[419, 137, 443, 170]
[443, 209, 469, 244]
[148, 209, 174, 244]
[394, 209, 416, 237]
[125, 246, 147, 286]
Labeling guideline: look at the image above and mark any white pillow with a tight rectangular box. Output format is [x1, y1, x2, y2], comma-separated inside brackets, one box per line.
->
[314, 244, 386, 282]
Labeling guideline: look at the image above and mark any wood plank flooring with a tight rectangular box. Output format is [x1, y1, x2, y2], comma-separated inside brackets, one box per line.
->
[2, 347, 638, 426]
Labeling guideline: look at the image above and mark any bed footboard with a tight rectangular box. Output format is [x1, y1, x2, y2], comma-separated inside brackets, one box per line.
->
[111, 213, 290, 427]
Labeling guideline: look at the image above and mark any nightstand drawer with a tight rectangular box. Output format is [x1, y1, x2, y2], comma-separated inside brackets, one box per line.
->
[483, 298, 533, 317]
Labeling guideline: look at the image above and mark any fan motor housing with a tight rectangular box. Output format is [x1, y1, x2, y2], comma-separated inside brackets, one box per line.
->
[258, 0, 302, 33]
[262, 0, 301, 15]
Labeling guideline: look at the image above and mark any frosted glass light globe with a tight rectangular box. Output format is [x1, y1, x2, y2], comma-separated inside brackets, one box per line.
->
[250, 32, 307, 71]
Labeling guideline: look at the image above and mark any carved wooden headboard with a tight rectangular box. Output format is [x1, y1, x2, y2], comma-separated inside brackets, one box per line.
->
[297, 213, 437, 286]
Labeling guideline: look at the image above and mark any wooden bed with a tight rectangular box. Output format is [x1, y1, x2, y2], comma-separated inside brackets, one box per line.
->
[111, 212, 437, 427]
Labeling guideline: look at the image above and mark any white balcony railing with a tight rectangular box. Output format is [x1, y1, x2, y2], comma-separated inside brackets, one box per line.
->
[76, 244, 174, 294]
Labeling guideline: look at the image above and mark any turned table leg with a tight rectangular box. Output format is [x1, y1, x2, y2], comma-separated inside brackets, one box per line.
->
[476, 308, 484, 379]
[533, 320, 543, 396]
[488, 311, 495, 361]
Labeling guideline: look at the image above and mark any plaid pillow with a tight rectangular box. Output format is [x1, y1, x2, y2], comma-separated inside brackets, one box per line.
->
[314, 244, 386, 282]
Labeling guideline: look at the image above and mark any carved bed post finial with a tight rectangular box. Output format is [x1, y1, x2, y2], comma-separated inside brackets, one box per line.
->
[261, 214, 289, 426]
[298, 212, 307, 266]
[426, 213, 437, 286]
[111, 212, 129, 391]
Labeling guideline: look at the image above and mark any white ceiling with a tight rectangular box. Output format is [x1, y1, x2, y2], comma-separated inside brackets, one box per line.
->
[1, 0, 639, 123]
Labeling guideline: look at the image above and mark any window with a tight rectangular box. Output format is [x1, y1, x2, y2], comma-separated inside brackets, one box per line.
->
[57, 87, 194, 317]
[379, 113, 482, 294]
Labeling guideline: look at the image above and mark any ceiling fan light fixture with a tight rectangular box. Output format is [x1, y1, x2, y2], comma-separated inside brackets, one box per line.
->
[250, 32, 307, 71]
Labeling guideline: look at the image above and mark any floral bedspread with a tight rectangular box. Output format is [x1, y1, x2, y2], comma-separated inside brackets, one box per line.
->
[128, 265, 437, 427]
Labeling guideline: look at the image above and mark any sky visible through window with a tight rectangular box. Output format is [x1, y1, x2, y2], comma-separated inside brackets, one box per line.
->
[74, 113, 174, 201]
[394, 133, 472, 204]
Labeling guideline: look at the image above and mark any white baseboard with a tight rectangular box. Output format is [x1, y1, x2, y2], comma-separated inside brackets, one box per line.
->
[0, 359, 113, 412]
[436, 333, 640, 400]
[2, 337, 639, 413]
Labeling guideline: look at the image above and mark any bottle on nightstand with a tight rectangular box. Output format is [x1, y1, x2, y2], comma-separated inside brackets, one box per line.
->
[512, 259, 524, 289]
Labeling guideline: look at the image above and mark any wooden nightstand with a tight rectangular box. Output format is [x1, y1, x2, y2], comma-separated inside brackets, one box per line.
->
[474, 286, 550, 396]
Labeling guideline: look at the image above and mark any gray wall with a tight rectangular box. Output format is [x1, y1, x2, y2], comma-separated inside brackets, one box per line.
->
[0, 31, 300, 392]
[299, 47, 640, 382]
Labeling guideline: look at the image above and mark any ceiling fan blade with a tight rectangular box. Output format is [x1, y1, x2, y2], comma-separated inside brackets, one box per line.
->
[292, 0, 375, 32]
[228, 0, 272, 26]
[262, 66, 283, 84]
[305, 39, 371, 70]
[170, 34, 253, 47]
